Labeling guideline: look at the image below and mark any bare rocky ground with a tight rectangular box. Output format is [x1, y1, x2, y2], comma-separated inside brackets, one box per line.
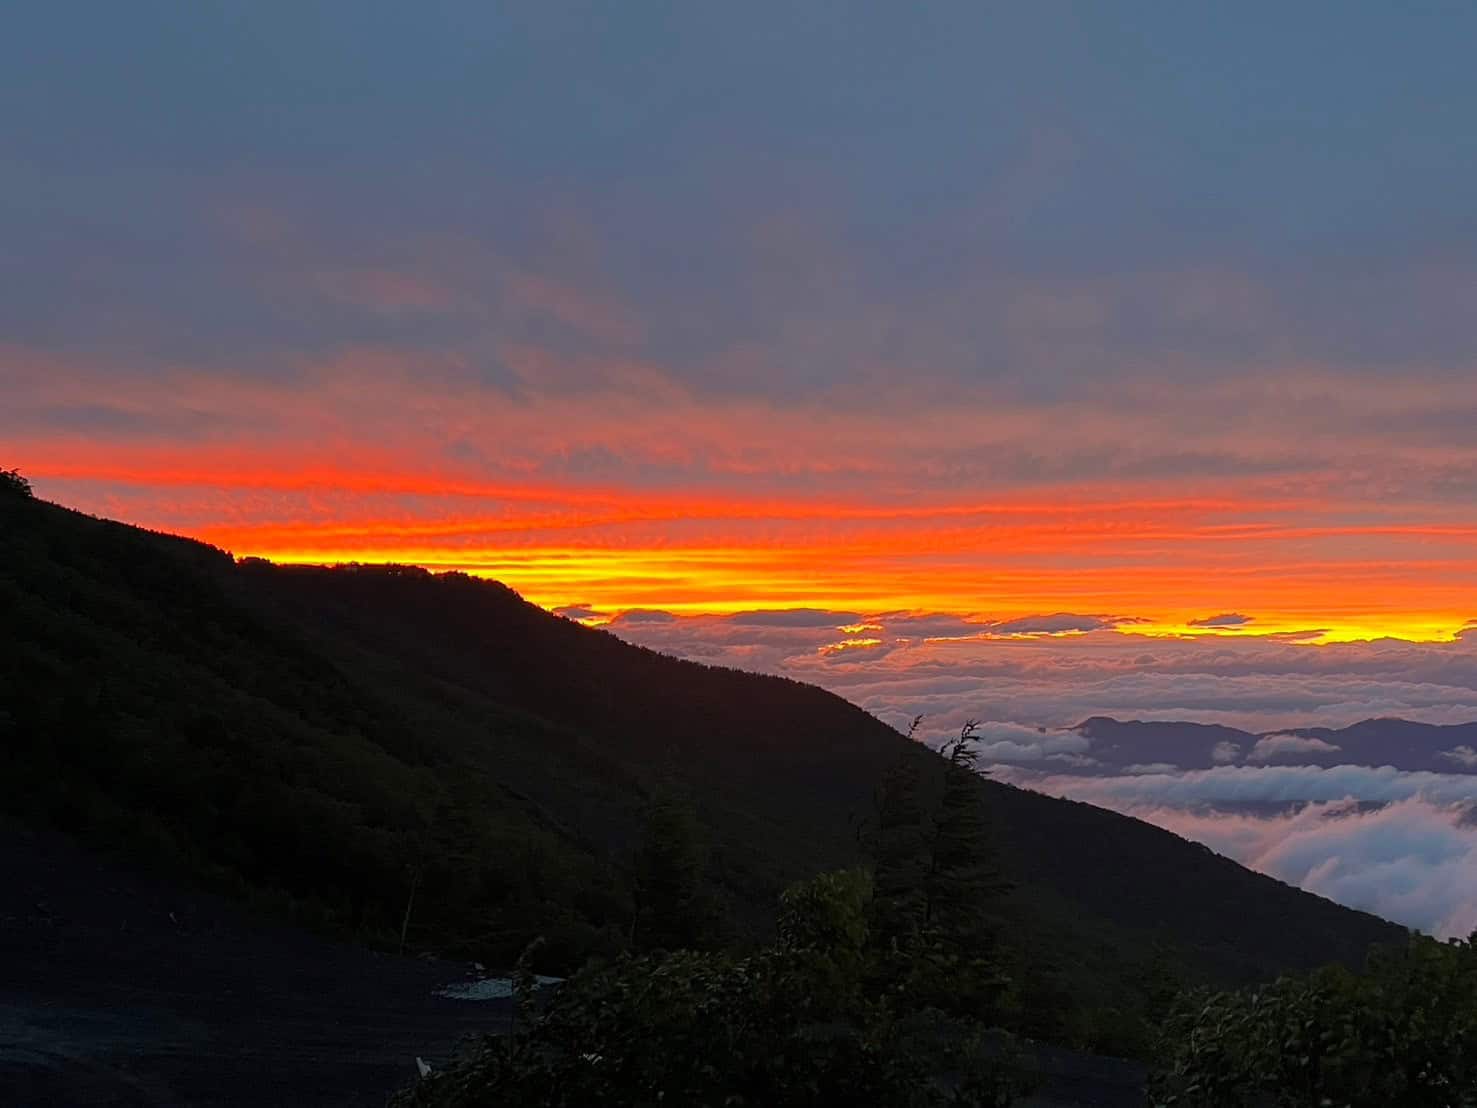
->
[0, 827, 1145, 1106]
[1018, 1043, 1146, 1107]
[0, 828, 508, 1106]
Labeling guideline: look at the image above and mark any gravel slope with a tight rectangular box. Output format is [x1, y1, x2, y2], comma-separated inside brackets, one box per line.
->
[0, 829, 511, 1107]
[0, 828, 1147, 1106]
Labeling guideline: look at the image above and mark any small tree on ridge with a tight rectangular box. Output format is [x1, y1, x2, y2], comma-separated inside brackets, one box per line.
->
[1, 468, 32, 497]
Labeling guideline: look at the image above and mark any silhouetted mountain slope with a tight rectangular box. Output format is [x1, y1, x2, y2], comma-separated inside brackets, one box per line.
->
[1284, 717, 1477, 769]
[0, 492, 1402, 1010]
[1074, 717, 1254, 770]
[1073, 715, 1477, 773]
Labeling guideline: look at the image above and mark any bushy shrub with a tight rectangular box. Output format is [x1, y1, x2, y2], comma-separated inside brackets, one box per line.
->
[394, 868, 1029, 1108]
[1153, 933, 1477, 1106]
[778, 866, 871, 956]
[396, 949, 1025, 1107]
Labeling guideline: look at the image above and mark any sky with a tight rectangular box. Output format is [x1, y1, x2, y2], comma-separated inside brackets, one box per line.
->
[7, 1, 1477, 637]
[7, 3, 1477, 925]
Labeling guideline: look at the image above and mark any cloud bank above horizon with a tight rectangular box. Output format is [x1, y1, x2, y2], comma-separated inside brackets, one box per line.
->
[598, 607, 1477, 735]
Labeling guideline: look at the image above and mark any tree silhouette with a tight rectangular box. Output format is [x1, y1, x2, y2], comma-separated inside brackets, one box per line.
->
[899, 720, 1015, 1019]
[631, 782, 711, 951]
[865, 723, 928, 948]
[0, 467, 32, 497]
[925, 720, 1012, 936]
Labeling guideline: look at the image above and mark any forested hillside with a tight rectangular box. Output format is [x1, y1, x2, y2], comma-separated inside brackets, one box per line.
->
[0, 488, 1403, 1044]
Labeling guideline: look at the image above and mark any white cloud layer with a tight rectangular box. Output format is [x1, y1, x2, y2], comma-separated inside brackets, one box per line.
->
[996, 765, 1477, 936]
[1211, 740, 1242, 763]
[1247, 733, 1341, 762]
[1148, 798, 1477, 939]
[996, 763, 1477, 808]
[928, 722, 1091, 764]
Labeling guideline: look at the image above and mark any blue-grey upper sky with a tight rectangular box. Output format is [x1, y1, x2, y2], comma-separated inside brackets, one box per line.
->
[6, 1, 1477, 383]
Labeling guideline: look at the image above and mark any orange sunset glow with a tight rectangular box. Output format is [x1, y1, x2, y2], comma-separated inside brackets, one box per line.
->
[14, 357, 1477, 647]
[17, 438, 1477, 644]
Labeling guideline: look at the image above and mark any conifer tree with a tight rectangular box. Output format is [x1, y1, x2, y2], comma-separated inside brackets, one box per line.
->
[924, 720, 1011, 937]
[631, 783, 710, 951]
[909, 720, 1014, 1018]
[865, 718, 928, 947]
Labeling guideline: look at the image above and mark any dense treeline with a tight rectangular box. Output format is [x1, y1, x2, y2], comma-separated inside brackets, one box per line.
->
[398, 900, 1477, 1107]
[392, 879, 1030, 1108]
[1153, 934, 1477, 1105]
[399, 746, 1471, 1107]
[0, 482, 1403, 1054]
[397, 733, 1032, 1107]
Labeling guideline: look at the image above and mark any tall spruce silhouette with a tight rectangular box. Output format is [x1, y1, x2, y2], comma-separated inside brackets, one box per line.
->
[631, 779, 710, 951]
[924, 720, 1012, 939]
[866, 716, 928, 947]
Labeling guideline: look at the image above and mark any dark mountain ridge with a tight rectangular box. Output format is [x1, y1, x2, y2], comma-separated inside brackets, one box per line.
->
[1073, 715, 1477, 774]
[0, 491, 1403, 1027]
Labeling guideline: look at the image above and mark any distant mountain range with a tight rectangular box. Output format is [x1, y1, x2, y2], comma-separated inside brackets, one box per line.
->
[1066, 716, 1477, 775]
[0, 489, 1404, 1035]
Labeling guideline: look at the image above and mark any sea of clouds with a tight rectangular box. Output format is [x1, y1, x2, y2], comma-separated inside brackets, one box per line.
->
[589, 607, 1477, 935]
[1000, 778, 1477, 938]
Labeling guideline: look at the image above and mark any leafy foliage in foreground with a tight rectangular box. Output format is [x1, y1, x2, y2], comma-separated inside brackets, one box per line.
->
[394, 869, 1029, 1108]
[1153, 933, 1477, 1106]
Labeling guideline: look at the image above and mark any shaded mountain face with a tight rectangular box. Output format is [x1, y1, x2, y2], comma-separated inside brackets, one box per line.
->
[0, 492, 1402, 998]
[1069, 715, 1477, 775]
